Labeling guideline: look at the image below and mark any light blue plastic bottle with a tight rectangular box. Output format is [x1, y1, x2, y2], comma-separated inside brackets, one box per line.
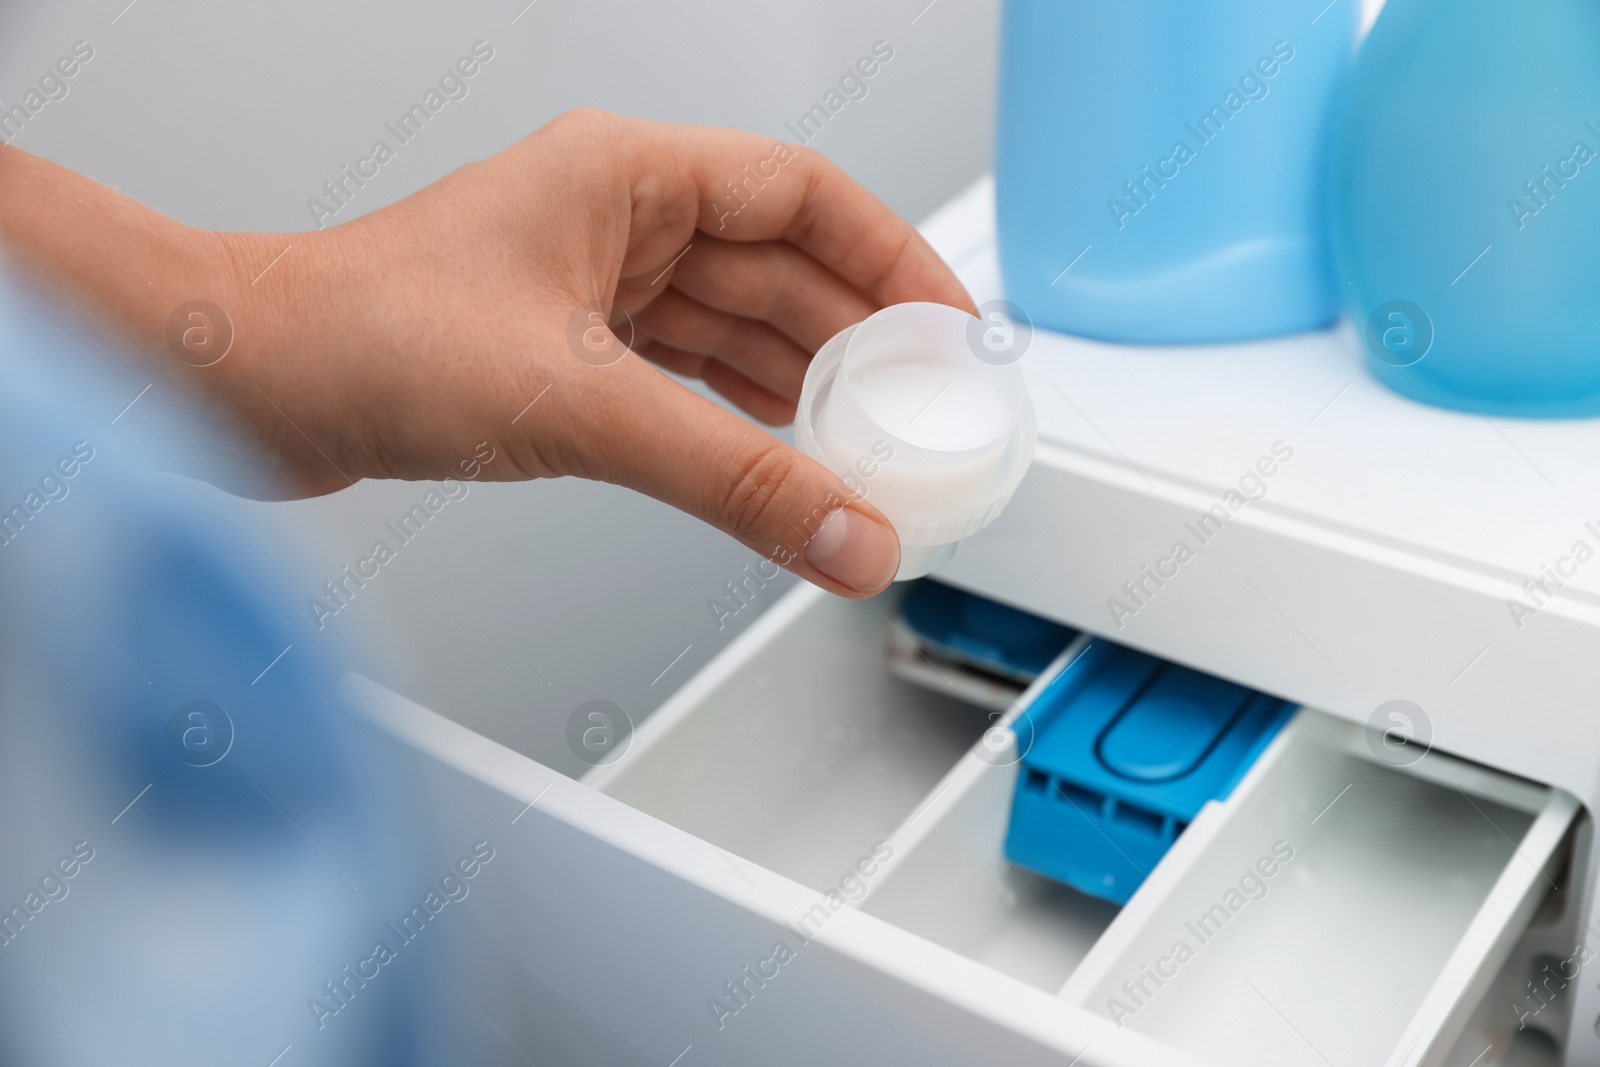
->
[995, 0, 1357, 344]
[1329, 0, 1600, 417]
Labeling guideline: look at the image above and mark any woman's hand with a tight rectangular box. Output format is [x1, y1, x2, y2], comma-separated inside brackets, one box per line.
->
[0, 110, 975, 596]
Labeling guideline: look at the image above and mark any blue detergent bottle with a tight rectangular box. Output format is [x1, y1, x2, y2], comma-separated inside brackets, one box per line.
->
[995, 0, 1357, 344]
[1329, 0, 1600, 417]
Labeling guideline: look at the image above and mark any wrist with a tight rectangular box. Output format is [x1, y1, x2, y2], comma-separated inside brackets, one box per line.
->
[192, 225, 365, 490]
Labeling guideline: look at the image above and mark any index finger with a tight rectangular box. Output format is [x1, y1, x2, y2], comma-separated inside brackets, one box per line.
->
[643, 122, 978, 316]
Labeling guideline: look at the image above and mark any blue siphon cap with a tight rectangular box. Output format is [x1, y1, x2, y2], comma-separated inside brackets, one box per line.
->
[1005, 640, 1294, 904]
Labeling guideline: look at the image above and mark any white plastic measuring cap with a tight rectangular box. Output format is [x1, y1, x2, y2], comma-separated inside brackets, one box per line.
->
[794, 302, 1036, 581]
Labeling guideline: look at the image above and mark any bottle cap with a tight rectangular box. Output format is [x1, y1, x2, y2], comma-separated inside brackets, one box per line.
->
[794, 302, 1036, 580]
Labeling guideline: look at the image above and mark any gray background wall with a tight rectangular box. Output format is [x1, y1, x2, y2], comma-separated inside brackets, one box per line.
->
[0, 0, 998, 775]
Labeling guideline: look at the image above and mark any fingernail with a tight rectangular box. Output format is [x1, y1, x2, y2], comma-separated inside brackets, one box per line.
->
[805, 507, 900, 592]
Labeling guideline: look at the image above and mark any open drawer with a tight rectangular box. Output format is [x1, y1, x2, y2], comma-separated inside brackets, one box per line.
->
[348, 582, 1581, 1067]
[1055, 710, 1579, 1067]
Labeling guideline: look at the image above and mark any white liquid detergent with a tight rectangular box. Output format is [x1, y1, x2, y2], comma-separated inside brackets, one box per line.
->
[796, 302, 1037, 580]
[848, 361, 1014, 448]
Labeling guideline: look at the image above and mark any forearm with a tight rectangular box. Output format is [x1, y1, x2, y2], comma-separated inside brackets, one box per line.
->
[0, 145, 370, 493]
[0, 145, 257, 347]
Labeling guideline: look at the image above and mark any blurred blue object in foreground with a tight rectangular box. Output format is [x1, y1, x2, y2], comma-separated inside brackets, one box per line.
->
[0, 271, 447, 1065]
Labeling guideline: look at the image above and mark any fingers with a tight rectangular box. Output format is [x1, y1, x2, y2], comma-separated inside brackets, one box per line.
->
[634, 337, 797, 425]
[563, 353, 900, 597]
[632, 286, 812, 401]
[662, 235, 877, 356]
[701, 360, 796, 425]
[642, 122, 977, 314]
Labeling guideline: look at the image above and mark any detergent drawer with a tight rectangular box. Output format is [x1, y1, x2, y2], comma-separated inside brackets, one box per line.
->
[1057, 709, 1579, 1067]
[347, 582, 1580, 1067]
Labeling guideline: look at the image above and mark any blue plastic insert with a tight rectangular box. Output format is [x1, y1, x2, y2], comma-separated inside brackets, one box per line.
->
[898, 579, 1077, 683]
[1004, 641, 1293, 904]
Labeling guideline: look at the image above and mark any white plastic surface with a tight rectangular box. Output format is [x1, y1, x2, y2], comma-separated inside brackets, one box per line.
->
[585, 584, 993, 893]
[350, 615, 1199, 1067]
[343, 673, 1153, 1067]
[919, 174, 1600, 1064]
[594, 582, 1576, 1065]
[1059, 711, 1577, 1067]
[345, 575, 1580, 1067]
[863, 747, 1120, 993]
[918, 174, 1600, 827]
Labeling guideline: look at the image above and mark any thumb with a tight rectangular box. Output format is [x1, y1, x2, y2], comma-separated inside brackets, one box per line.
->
[572, 355, 902, 597]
